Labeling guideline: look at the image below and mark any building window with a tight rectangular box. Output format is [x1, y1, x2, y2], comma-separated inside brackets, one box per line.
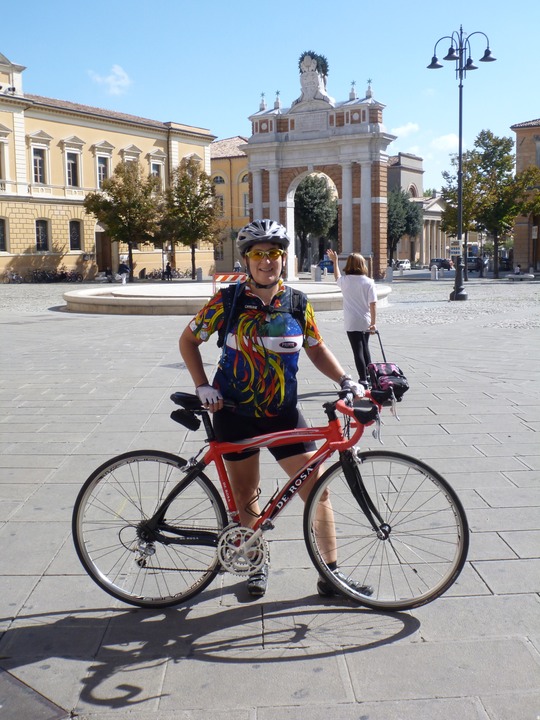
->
[215, 195, 224, 216]
[69, 220, 82, 251]
[213, 175, 225, 184]
[242, 193, 250, 216]
[36, 220, 49, 251]
[214, 241, 224, 261]
[66, 152, 80, 187]
[0, 218, 6, 252]
[151, 162, 164, 190]
[97, 156, 109, 187]
[33, 148, 46, 184]
[241, 173, 249, 183]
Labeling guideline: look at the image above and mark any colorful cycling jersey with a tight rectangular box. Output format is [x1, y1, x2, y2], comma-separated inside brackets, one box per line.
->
[189, 281, 323, 417]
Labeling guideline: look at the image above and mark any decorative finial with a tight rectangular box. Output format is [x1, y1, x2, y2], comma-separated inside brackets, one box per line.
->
[366, 78, 373, 98]
[349, 79, 357, 101]
[259, 91, 267, 111]
[274, 90, 281, 109]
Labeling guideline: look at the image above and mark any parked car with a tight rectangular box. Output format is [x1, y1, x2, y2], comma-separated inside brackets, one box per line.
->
[466, 256, 478, 272]
[396, 259, 411, 270]
[318, 257, 334, 273]
[430, 258, 453, 270]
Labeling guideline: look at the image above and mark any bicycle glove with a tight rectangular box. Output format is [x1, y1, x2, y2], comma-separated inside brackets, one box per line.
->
[196, 384, 223, 406]
[340, 376, 366, 398]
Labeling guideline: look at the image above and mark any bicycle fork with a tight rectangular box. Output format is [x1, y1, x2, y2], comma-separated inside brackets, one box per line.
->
[340, 450, 391, 540]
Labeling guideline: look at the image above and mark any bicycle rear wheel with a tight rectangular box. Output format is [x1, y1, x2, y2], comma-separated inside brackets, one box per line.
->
[304, 450, 469, 611]
[72, 450, 227, 608]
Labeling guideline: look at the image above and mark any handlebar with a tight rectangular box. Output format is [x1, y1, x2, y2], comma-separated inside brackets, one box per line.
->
[170, 389, 388, 433]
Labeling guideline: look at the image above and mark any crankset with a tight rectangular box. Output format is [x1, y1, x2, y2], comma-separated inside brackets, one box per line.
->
[216, 525, 269, 575]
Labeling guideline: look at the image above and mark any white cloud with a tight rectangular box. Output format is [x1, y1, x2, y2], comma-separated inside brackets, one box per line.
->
[390, 122, 420, 138]
[430, 133, 458, 152]
[402, 144, 421, 156]
[89, 65, 132, 96]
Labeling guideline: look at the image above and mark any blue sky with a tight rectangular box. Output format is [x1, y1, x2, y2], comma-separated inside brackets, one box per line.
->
[3, 0, 538, 190]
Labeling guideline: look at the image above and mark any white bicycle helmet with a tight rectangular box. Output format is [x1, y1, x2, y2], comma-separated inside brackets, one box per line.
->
[236, 220, 290, 256]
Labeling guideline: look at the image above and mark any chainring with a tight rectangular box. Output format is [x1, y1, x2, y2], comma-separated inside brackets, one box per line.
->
[217, 525, 269, 575]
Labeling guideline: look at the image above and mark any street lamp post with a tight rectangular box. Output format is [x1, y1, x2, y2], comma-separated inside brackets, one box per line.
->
[428, 25, 496, 301]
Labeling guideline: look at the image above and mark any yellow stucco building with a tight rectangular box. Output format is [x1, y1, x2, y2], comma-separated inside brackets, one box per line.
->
[511, 119, 540, 273]
[0, 52, 216, 280]
[209, 136, 250, 271]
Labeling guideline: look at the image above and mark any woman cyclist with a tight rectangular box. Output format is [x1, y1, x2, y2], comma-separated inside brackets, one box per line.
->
[180, 219, 367, 598]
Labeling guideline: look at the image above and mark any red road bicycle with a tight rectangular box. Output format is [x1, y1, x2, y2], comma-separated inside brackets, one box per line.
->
[72, 390, 469, 611]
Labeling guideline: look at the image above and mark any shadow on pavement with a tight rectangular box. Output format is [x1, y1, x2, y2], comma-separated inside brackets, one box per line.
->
[0, 599, 420, 712]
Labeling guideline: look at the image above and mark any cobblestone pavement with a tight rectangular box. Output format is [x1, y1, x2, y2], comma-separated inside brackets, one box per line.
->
[0, 275, 539, 720]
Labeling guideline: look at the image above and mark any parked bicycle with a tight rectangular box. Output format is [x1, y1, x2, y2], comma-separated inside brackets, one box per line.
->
[72, 389, 469, 611]
[2, 270, 24, 283]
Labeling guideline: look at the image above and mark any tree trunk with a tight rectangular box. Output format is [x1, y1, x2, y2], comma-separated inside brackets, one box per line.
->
[493, 233, 500, 279]
[191, 243, 196, 280]
[299, 233, 308, 272]
[127, 242, 134, 283]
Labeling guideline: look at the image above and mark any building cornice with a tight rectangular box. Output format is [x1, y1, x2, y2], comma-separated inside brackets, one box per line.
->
[2, 93, 215, 142]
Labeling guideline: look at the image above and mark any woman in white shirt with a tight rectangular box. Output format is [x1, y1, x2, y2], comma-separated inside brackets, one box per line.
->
[326, 249, 377, 388]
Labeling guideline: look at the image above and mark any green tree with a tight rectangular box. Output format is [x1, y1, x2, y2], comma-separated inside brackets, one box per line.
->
[473, 130, 540, 277]
[405, 196, 423, 242]
[387, 189, 422, 266]
[84, 162, 161, 281]
[294, 174, 337, 271]
[160, 157, 221, 279]
[441, 151, 484, 257]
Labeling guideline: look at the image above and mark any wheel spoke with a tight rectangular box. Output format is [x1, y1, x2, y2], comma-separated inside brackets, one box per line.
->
[304, 452, 469, 610]
[73, 451, 226, 608]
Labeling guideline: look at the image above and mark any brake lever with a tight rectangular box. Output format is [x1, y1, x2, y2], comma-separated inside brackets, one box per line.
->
[372, 414, 383, 444]
[389, 390, 400, 421]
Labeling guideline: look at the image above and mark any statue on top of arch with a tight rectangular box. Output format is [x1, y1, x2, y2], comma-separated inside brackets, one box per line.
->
[292, 51, 335, 107]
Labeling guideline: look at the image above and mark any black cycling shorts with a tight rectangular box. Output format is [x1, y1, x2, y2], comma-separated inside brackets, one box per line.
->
[212, 406, 317, 462]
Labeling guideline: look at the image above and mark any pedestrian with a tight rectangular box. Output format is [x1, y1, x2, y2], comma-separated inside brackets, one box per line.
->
[165, 262, 172, 281]
[514, 264, 521, 275]
[118, 261, 129, 285]
[105, 267, 113, 283]
[233, 259, 242, 272]
[179, 219, 368, 598]
[478, 255, 488, 278]
[326, 249, 377, 389]
[476, 255, 484, 277]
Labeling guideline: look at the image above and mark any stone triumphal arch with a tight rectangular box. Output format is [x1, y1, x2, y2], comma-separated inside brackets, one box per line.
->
[243, 52, 396, 278]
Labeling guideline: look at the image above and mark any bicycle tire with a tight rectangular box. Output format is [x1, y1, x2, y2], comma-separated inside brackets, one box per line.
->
[72, 450, 227, 608]
[304, 450, 469, 611]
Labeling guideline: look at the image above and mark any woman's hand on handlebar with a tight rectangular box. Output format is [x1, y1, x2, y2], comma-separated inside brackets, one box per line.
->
[339, 376, 366, 398]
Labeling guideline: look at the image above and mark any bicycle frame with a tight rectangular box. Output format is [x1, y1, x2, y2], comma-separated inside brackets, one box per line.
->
[150, 395, 383, 542]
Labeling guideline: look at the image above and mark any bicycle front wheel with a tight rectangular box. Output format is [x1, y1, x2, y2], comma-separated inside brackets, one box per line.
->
[72, 450, 227, 608]
[304, 450, 469, 611]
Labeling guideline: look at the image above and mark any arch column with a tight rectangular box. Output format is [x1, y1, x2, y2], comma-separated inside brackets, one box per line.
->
[341, 162, 353, 254]
[269, 168, 280, 220]
[285, 200, 297, 280]
[252, 169, 263, 218]
[360, 162, 372, 256]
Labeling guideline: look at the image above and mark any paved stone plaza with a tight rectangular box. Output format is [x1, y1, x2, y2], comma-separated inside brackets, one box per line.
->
[0, 277, 539, 720]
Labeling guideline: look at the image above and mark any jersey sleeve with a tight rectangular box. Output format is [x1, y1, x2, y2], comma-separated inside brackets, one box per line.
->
[188, 291, 225, 342]
[304, 300, 323, 348]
